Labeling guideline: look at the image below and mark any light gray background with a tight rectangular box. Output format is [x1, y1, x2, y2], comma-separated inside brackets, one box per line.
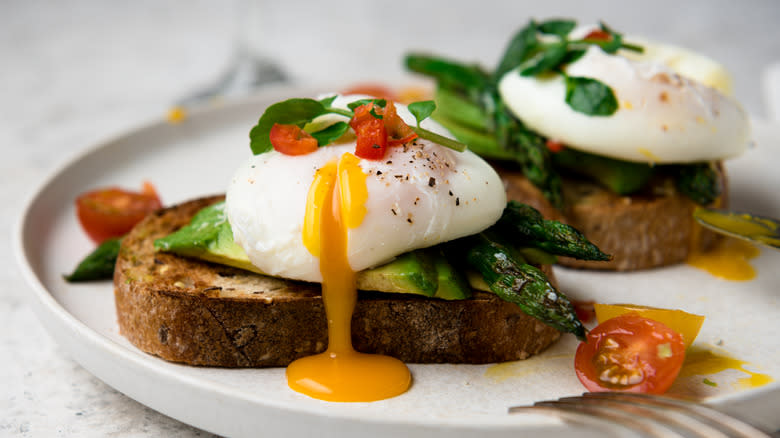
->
[2, 1, 779, 436]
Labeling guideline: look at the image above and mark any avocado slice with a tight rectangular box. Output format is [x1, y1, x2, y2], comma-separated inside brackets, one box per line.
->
[154, 202, 443, 297]
[427, 249, 471, 300]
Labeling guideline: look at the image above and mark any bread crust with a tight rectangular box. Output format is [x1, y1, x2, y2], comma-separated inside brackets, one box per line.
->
[497, 163, 725, 271]
[114, 196, 561, 367]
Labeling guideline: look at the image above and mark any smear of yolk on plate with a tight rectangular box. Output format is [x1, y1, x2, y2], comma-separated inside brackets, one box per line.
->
[687, 237, 760, 281]
[166, 106, 188, 124]
[680, 346, 774, 390]
[288, 153, 411, 402]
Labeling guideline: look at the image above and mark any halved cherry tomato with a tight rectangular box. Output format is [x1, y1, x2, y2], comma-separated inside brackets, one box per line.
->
[350, 102, 416, 159]
[269, 123, 319, 156]
[545, 139, 565, 153]
[76, 182, 162, 244]
[350, 103, 388, 160]
[353, 117, 387, 160]
[382, 101, 418, 146]
[583, 29, 612, 41]
[574, 313, 686, 394]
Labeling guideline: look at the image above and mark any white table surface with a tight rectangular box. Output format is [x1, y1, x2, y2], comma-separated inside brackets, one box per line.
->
[3, 1, 779, 436]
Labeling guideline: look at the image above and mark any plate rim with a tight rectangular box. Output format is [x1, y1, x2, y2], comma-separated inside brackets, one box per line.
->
[12, 86, 780, 436]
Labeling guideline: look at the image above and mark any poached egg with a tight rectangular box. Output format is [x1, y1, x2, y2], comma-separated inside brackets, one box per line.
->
[226, 95, 507, 401]
[226, 96, 507, 283]
[498, 39, 751, 164]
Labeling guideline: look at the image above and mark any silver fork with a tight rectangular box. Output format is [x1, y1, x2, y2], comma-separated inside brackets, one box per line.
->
[509, 392, 772, 438]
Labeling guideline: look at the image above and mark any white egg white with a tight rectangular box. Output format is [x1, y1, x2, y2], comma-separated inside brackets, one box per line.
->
[226, 96, 507, 283]
[498, 45, 750, 164]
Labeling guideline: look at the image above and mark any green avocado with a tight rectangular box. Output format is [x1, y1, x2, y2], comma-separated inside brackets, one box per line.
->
[154, 202, 471, 298]
[428, 249, 471, 300]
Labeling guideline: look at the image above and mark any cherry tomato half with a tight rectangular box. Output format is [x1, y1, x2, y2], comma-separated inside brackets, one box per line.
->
[382, 101, 418, 147]
[350, 102, 416, 159]
[583, 29, 612, 41]
[269, 123, 319, 156]
[574, 313, 686, 394]
[76, 182, 162, 244]
[350, 103, 388, 160]
[545, 139, 565, 153]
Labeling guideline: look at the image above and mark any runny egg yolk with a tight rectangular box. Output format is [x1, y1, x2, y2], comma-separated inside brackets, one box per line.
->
[287, 152, 412, 402]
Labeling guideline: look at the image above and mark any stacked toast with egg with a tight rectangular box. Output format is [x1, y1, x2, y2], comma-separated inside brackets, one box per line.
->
[115, 195, 562, 367]
[115, 94, 603, 372]
[406, 21, 749, 271]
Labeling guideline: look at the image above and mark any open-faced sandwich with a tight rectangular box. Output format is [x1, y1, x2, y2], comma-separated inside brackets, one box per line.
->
[65, 94, 614, 402]
[405, 19, 751, 270]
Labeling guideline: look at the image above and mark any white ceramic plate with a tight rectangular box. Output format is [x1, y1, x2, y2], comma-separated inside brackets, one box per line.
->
[14, 86, 780, 437]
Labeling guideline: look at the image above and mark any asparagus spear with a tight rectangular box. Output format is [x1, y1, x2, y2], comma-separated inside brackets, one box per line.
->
[673, 162, 721, 206]
[64, 238, 121, 282]
[497, 201, 610, 261]
[459, 232, 586, 340]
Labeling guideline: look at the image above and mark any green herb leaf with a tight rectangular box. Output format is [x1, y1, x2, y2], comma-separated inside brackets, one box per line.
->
[493, 20, 539, 81]
[318, 95, 338, 107]
[347, 98, 386, 111]
[537, 19, 576, 37]
[519, 41, 569, 76]
[408, 100, 437, 127]
[309, 121, 350, 146]
[565, 76, 619, 116]
[561, 48, 586, 64]
[249, 98, 328, 154]
[597, 22, 624, 54]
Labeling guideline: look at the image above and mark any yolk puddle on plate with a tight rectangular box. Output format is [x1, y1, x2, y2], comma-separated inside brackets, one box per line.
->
[687, 237, 760, 281]
[287, 152, 411, 402]
[679, 346, 774, 390]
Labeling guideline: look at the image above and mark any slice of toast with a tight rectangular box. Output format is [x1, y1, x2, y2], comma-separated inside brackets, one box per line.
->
[497, 163, 725, 271]
[114, 196, 561, 367]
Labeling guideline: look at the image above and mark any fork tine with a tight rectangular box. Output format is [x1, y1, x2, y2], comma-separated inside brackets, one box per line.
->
[509, 403, 684, 438]
[554, 396, 729, 438]
[581, 392, 771, 438]
[508, 393, 773, 438]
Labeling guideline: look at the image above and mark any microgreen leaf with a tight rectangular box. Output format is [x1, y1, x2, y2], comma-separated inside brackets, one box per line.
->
[249, 98, 328, 154]
[318, 95, 338, 107]
[309, 121, 350, 146]
[408, 100, 437, 127]
[347, 98, 386, 111]
[537, 19, 576, 37]
[519, 41, 569, 76]
[597, 22, 624, 54]
[564, 76, 618, 116]
[493, 20, 539, 81]
[561, 48, 586, 64]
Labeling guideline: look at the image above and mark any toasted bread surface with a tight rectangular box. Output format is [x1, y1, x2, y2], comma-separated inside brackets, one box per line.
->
[114, 196, 561, 367]
[496, 163, 725, 271]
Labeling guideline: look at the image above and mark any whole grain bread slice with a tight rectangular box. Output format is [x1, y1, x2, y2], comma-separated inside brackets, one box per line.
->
[497, 163, 726, 271]
[114, 196, 561, 367]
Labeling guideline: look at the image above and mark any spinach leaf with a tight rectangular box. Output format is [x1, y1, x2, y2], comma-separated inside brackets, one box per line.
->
[493, 20, 539, 81]
[537, 19, 576, 37]
[310, 121, 350, 146]
[565, 76, 619, 116]
[519, 41, 569, 76]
